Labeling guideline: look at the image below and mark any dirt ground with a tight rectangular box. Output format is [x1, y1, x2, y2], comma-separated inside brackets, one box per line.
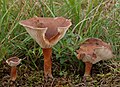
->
[0, 59, 120, 87]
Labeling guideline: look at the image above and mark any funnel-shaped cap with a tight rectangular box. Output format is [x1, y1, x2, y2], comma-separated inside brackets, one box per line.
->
[19, 17, 72, 48]
[6, 57, 21, 66]
[76, 38, 113, 64]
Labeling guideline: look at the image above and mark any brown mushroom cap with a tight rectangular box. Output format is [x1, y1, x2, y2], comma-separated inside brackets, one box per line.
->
[76, 38, 113, 64]
[6, 57, 21, 66]
[20, 17, 71, 40]
[19, 17, 72, 48]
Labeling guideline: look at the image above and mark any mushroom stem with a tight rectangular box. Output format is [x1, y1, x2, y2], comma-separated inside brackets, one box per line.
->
[10, 66, 17, 81]
[84, 62, 92, 76]
[42, 48, 53, 78]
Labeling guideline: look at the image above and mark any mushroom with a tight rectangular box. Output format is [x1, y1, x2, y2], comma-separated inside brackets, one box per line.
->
[6, 57, 21, 81]
[19, 17, 72, 78]
[76, 38, 113, 77]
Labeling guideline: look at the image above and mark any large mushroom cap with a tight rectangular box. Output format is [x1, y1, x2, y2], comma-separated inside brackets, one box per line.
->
[6, 57, 21, 66]
[19, 17, 72, 48]
[76, 38, 113, 64]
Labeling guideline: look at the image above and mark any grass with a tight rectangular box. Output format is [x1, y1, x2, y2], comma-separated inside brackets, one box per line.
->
[0, 0, 120, 86]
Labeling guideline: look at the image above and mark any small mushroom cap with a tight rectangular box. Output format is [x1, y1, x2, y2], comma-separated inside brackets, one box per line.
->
[6, 57, 21, 66]
[19, 17, 72, 48]
[76, 38, 113, 64]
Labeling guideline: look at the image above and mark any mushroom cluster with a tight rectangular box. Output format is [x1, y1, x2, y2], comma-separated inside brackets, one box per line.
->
[76, 38, 113, 76]
[19, 17, 72, 78]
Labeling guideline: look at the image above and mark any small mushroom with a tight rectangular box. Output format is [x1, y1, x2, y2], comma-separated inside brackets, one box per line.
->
[76, 38, 113, 77]
[19, 17, 72, 78]
[6, 57, 21, 81]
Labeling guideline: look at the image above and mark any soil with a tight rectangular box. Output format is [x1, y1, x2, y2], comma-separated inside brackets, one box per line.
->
[0, 59, 120, 87]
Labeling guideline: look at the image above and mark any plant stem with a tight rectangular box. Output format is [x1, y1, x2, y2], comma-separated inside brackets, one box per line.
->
[42, 48, 53, 78]
[84, 62, 92, 76]
[11, 66, 17, 81]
